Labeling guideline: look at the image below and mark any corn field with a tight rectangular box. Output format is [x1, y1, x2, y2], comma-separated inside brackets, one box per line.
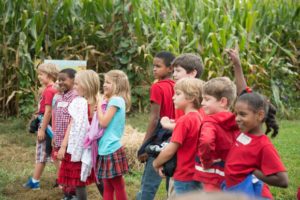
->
[0, 0, 299, 118]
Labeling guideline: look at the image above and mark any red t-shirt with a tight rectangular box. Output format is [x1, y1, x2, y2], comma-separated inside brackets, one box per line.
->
[39, 84, 57, 114]
[171, 112, 202, 181]
[225, 132, 286, 199]
[175, 108, 205, 121]
[150, 79, 175, 119]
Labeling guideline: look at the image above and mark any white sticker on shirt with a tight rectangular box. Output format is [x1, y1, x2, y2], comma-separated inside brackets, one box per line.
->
[57, 101, 69, 108]
[236, 133, 252, 145]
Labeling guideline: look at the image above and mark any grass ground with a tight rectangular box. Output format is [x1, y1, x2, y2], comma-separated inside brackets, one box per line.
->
[0, 115, 299, 200]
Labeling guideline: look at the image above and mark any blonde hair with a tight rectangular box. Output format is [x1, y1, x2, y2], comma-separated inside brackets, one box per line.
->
[38, 63, 59, 81]
[75, 70, 100, 105]
[174, 78, 204, 109]
[105, 70, 131, 112]
[203, 77, 237, 107]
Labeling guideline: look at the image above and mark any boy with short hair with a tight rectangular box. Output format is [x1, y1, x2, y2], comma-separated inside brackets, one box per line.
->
[136, 51, 175, 200]
[153, 78, 204, 195]
[193, 77, 239, 191]
[161, 53, 205, 131]
[23, 63, 58, 190]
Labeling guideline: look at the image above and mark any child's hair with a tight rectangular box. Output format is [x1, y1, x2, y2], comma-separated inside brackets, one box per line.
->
[203, 77, 237, 108]
[237, 92, 279, 138]
[155, 51, 176, 67]
[59, 68, 77, 79]
[38, 63, 59, 81]
[174, 78, 204, 109]
[172, 53, 204, 78]
[75, 70, 100, 105]
[105, 70, 131, 112]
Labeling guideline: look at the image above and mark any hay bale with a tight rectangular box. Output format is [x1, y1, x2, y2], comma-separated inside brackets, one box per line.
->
[122, 125, 145, 171]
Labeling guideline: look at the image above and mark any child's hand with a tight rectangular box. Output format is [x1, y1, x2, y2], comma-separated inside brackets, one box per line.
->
[157, 167, 166, 178]
[37, 129, 46, 141]
[160, 117, 175, 130]
[138, 153, 148, 163]
[57, 146, 66, 160]
[226, 48, 241, 67]
[51, 139, 55, 147]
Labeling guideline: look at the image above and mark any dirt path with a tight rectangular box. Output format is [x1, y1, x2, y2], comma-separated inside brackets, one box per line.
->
[0, 125, 145, 200]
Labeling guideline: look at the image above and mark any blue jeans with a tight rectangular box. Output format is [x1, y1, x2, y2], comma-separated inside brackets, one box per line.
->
[136, 157, 162, 200]
[173, 180, 202, 195]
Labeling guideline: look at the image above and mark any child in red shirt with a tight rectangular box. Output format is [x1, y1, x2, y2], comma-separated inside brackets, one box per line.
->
[153, 78, 204, 195]
[193, 77, 239, 191]
[224, 92, 288, 199]
[23, 63, 58, 190]
[137, 51, 175, 200]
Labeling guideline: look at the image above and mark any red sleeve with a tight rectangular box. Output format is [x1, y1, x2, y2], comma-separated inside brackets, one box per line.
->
[150, 83, 162, 105]
[44, 88, 56, 106]
[198, 122, 217, 168]
[260, 144, 286, 176]
[170, 119, 187, 145]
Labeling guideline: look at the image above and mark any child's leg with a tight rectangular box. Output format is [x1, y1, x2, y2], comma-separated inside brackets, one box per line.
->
[103, 178, 114, 200]
[33, 140, 48, 180]
[33, 162, 46, 180]
[109, 176, 127, 200]
[76, 186, 87, 200]
[136, 157, 162, 200]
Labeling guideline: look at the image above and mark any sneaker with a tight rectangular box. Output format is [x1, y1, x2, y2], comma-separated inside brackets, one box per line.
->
[23, 177, 40, 190]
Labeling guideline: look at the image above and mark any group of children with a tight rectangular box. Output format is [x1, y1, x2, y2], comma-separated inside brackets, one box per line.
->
[137, 50, 288, 200]
[23, 65, 131, 200]
[23, 49, 288, 200]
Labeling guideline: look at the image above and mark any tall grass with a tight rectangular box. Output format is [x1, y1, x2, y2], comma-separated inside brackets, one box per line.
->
[0, 0, 299, 118]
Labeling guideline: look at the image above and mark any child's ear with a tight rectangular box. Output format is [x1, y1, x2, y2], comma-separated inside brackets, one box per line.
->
[220, 97, 229, 108]
[257, 109, 265, 122]
[188, 69, 197, 78]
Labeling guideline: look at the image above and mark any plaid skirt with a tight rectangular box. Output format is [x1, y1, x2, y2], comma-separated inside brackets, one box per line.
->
[58, 153, 95, 187]
[97, 147, 129, 179]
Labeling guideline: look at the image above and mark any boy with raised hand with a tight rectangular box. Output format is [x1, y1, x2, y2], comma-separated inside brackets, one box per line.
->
[136, 51, 175, 200]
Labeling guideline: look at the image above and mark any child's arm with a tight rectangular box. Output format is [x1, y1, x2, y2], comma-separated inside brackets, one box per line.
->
[160, 116, 175, 131]
[153, 142, 179, 170]
[57, 122, 72, 160]
[226, 48, 247, 95]
[142, 102, 161, 144]
[138, 102, 160, 162]
[253, 170, 288, 188]
[97, 105, 117, 128]
[37, 105, 52, 141]
[198, 123, 217, 168]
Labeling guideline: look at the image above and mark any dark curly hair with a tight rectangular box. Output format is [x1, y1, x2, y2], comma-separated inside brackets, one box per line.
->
[237, 92, 279, 138]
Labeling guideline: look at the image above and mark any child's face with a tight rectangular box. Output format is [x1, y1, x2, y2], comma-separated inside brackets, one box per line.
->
[74, 78, 85, 97]
[234, 101, 264, 134]
[173, 66, 195, 82]
[201, 94, 224, 115]
[173, 89, 190, 110]
[58, 73, 74, 93]
[153, 57, 173, 80]
[37, 71, 51, 86]
[103, 75, 114, 98]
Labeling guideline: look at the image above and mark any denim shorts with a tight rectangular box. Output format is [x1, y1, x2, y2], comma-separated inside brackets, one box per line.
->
[173, 180, 202, 195]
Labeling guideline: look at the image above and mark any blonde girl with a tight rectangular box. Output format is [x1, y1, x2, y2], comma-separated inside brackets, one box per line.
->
[57, 70, 100, 200]
[97, 70, 131, 200]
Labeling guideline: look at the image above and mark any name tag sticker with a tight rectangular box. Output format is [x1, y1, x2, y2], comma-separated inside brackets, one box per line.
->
[57, 102, 69, 108]
[236, 133, 252, 145]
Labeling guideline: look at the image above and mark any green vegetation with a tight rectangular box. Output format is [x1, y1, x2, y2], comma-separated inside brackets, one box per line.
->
[0, 118, 299, 200]
[0, 0, 299, 118]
